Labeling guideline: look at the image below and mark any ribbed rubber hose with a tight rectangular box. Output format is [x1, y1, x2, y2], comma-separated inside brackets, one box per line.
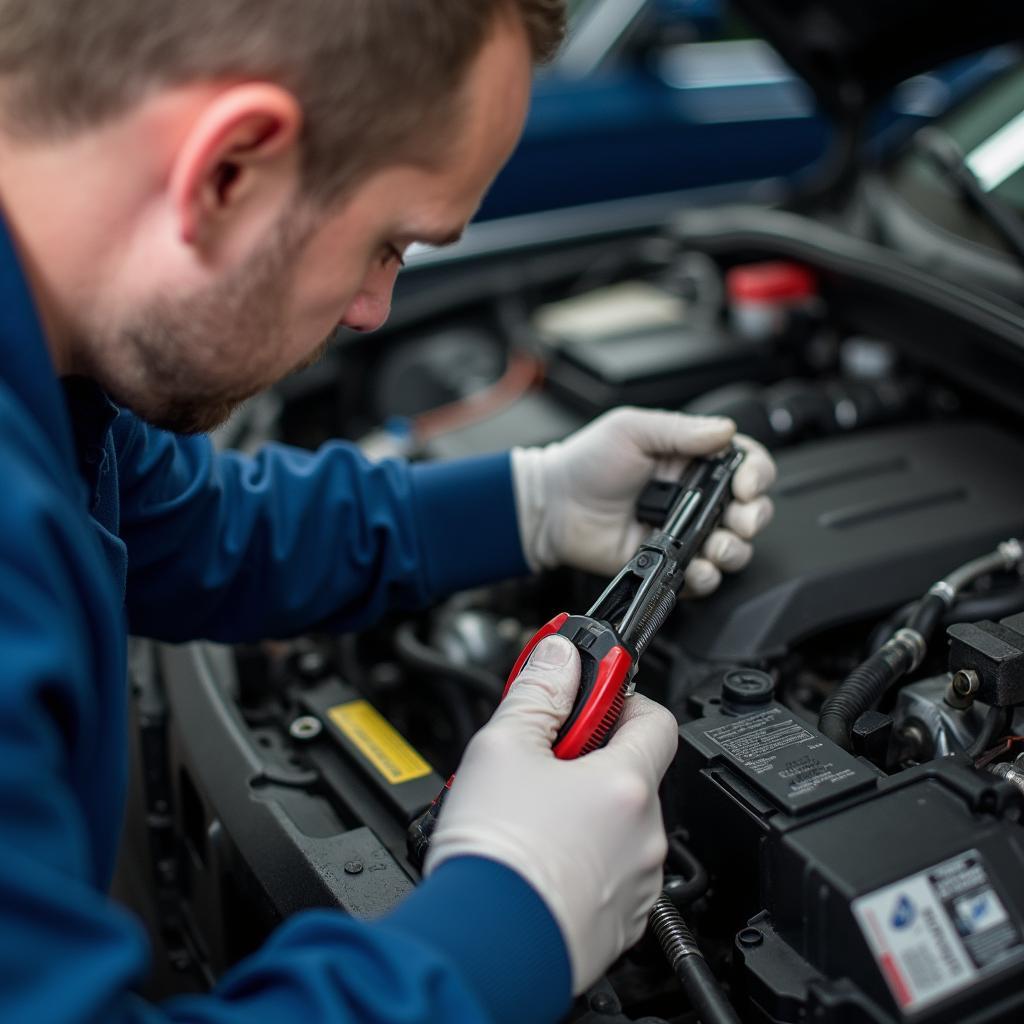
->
[818, 634, 919, 751]
[649, 894, 741, 1024]
[848, 540, 1024, 737]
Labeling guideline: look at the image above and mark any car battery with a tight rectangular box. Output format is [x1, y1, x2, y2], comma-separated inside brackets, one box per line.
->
[673, 696, 1024, 1022]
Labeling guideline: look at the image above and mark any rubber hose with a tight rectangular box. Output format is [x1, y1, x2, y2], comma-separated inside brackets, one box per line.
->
[649, 894, 741, 1024]
[665, 836, 710, 907]
[966, 704, 1015, 761]
[906, 593, 947, 642]
[818, 639, 917, 751]
[393, 621, 504, 703]
[675, 956, 743, 1024]
[869, 585, 1024, 655]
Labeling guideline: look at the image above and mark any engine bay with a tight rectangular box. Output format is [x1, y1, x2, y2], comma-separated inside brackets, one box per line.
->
[118, 211, 1024, 1022]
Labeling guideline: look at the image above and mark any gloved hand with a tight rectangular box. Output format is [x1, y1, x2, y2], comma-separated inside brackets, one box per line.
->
[425, 635, 678, 994]
[512, 407, 776, 591]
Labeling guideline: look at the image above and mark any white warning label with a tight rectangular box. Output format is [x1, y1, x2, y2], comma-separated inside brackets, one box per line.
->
[703, 706, 865, 804]
[853, 851, 1023, 1015]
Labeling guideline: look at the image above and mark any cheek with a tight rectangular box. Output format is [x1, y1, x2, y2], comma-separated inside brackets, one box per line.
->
[282, 269, 363, 349]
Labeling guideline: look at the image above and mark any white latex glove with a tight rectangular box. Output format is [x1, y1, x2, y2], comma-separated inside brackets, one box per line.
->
[512, 406, 777, 593]
[425, 634, 678, 994]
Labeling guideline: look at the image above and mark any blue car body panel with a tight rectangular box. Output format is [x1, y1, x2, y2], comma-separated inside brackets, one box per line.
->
[476, 4, 1018, 223]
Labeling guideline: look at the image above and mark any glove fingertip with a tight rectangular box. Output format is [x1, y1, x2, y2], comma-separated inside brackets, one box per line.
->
[500, 635, 582, 733]
[732, 444, 778, 501]
[684, 558, 721, 597]
[526, 634, 578, 673]
[704, 529, 752, 572]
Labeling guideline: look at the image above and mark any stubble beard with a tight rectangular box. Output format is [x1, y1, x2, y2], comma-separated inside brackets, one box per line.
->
[94, 212, 324, 435]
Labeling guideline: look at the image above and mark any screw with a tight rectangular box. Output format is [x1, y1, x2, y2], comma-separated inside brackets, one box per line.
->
[899, 722, 929, 761]
[636, 554, 650, 569]
[952, 669, 980, 698]
[344, 860, 364, 875]
[589, 991, 618, 1014]
[296, 650, 328, 680]
[289, 715, 323, 741]
[738, 927, 764, 948]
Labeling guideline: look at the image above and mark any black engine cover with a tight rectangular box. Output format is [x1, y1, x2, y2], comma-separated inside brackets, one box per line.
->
[676, 421, 1024, 662]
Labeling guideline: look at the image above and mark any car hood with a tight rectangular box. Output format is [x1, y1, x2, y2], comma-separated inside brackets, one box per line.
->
[730, 0, 1024, 118]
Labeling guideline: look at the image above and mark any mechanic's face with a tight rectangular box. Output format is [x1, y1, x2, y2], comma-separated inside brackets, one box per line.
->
[97, 18, 532, 434]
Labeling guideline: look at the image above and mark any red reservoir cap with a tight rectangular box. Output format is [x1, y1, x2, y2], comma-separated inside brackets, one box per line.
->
[727, 261, 817, 303]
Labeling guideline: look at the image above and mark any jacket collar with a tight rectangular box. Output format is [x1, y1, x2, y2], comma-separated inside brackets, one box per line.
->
[0, 208, 80, 478]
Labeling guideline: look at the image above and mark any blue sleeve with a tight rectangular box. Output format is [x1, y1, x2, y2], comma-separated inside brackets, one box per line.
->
[165, 859, 571, 1024]
[0, 425, 571, 1024]
[113, 413, 529, 642]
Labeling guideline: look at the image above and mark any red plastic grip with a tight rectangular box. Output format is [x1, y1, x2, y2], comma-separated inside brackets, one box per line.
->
[553, 645, 632, 759]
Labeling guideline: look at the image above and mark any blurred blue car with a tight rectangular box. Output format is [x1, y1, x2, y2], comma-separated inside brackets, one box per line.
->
[475, 0, 1016, 221]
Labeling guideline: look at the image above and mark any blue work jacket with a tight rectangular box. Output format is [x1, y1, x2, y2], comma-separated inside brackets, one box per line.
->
[0, 217, 570, 1024]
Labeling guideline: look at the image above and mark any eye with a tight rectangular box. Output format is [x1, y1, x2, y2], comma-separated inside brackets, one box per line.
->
[380, 243, 406, 269]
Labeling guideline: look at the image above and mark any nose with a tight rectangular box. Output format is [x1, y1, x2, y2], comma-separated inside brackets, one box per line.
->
[340, 262, 400, 333]
[340, 293, 391, 333]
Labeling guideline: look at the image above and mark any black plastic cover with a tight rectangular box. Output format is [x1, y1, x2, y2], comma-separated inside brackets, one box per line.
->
[674, 703, 1024, 1023]
[678, 701, 876, 816]
[544, 324, 786, 416]
[947, 614, 1024, 707]
[674, 421, 1024, 663]
[729, 0, 1024, 118]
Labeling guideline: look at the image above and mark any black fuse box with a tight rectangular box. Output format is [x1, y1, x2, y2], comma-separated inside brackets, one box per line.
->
[544, 324, 787, 416]
[674, 702, 1024, 1023]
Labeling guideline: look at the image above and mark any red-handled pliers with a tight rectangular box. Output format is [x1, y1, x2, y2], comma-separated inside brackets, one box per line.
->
[408, 446, 745, 865]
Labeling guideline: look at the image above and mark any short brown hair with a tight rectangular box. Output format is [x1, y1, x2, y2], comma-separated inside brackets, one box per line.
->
[0, 0, 566, 199]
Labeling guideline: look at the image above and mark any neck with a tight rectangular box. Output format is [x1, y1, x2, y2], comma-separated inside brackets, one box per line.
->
[0, 176, 77, 375]
[0, 87, 188, 379]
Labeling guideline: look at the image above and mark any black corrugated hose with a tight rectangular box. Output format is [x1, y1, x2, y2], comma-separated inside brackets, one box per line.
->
[818, 540, 1023, 752]
[818, 628, 924, 752]
[649, 894, 741, 1024]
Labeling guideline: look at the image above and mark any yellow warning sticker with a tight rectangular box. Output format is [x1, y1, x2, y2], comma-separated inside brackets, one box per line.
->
[327, 700, 433, 785]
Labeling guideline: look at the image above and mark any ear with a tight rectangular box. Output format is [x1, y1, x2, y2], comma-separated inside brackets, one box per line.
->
[168, 83, 303, 249]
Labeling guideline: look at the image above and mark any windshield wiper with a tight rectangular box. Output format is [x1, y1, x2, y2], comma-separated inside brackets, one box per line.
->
[914, 126, 1024, 270]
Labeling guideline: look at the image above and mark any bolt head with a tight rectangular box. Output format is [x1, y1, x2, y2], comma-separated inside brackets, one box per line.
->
[951, 669, 980, 697]
[589, 991, 618, 1014]
[289, 715, 323, 742]
[296, 650, 328, 679]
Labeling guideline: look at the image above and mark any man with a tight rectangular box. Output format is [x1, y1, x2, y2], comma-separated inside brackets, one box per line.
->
[0, 2, 776, 1022]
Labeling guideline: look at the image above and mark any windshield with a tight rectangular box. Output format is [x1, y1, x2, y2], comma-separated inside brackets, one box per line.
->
[962, 88, 1024, 212]
[891, 63, 1024, 252]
